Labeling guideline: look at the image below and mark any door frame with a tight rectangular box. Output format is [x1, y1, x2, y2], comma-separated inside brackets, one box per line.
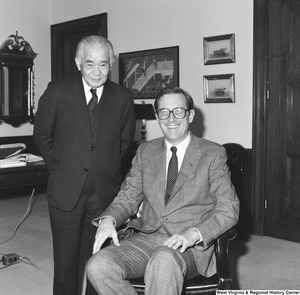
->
[252, 0, 268, 235]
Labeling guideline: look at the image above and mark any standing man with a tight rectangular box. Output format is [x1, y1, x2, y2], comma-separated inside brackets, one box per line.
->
[86, 86, 239, 295]
[33, 35, 135, 295]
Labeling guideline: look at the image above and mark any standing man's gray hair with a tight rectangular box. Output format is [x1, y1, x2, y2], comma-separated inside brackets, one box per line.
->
[75, 35, 115, 64]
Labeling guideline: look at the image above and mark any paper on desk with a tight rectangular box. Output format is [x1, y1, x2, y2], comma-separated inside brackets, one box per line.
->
[0, 160, 27, 168]
[4, 153, 43, 162]
[26, 153, 44, 162]
[4, 154, 29, 160]
[0, 154, 28, 168]
[0, 153, 43, 168]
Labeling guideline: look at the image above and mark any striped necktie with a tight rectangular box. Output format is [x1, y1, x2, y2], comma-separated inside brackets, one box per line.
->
[88, 88, 98, 117]
[165, 146, 178, 204]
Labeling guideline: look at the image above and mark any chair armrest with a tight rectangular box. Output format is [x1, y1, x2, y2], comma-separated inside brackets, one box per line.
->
[215, 228, 236, 289]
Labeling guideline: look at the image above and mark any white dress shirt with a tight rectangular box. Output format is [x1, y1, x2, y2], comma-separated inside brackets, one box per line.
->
[82, 78, 103, 104]
[165, 132, 191, 177]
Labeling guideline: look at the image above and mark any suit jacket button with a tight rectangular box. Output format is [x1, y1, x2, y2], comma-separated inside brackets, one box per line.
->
[91, 146, 94, 151]
[84, 168, 89, 172]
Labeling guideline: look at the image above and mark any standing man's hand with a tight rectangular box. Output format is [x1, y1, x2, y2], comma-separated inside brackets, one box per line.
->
[93, 217, 120, 254]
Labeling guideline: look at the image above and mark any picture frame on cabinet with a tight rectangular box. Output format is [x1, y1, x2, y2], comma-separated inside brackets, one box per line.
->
[119, 46, 179, 99]
[203, 33, 235, 65]
[203, 74, 235, 103]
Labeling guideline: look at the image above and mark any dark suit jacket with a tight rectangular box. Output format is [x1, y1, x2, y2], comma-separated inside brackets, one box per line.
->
[33, 77, 135, 212]
[97, 134, 240, 277]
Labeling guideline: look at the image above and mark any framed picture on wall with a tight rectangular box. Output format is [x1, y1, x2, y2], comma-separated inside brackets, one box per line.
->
[203, 33, 235, 65]
[203, 74, 235, 103]
[119, 46, 179, 99]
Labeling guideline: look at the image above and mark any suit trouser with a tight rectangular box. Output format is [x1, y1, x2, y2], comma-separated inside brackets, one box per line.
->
[48, 174, 100, 295]
[86, 232, 200, 295]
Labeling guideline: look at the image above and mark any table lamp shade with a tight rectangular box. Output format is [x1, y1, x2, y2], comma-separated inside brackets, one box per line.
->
[134, 104, 156, 120]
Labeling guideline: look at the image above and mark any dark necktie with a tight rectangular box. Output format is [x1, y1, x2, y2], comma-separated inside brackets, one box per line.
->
[165, 146, 178, 204]
[88, 88, 98, 117]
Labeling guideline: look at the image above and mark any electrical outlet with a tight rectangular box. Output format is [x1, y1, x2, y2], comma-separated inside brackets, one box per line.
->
[1, 253, 20, 266]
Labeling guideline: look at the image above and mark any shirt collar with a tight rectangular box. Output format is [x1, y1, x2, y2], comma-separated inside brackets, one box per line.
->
[165, 132, 191, 153]
[82, 78, 103, 101]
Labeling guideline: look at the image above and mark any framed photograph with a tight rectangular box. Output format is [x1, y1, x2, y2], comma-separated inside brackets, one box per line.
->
[203, 33, 235, 65]
[203, 74, 235, 103]
[119, 46, 179, 99]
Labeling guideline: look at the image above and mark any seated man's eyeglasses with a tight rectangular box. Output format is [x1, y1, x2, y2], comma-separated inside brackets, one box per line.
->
[157, 107, 189, 120]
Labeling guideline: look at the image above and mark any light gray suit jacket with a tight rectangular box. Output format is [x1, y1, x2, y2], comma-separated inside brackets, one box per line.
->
[98, 134, 239, 277]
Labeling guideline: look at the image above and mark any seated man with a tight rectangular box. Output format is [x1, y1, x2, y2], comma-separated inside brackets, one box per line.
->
[86, 86, 240, 295]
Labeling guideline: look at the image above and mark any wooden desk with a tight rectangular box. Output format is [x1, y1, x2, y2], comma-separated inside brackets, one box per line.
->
[0, 136, 48, 197]
[0, 161, 47, 186]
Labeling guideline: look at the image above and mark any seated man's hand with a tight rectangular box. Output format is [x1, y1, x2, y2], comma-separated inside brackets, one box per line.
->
[162, 229, 200, 253]
[93, 217, 120, 254]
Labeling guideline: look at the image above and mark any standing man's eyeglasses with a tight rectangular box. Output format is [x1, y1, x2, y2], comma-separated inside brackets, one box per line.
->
[157, 107, 189, 120]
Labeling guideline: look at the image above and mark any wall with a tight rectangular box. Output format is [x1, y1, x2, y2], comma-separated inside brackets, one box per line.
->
[51, 0, 253, 148]
[0, 0, 51, 137]
[0, 0, 253, 149]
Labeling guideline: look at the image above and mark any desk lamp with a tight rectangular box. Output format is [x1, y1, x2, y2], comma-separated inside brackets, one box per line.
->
[134, 101, 156, 142]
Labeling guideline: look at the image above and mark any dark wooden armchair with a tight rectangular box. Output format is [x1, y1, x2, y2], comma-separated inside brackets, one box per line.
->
[222, 143, 248, 205]
[223, 143, 248, 239]
[129, 143, 248, 294]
